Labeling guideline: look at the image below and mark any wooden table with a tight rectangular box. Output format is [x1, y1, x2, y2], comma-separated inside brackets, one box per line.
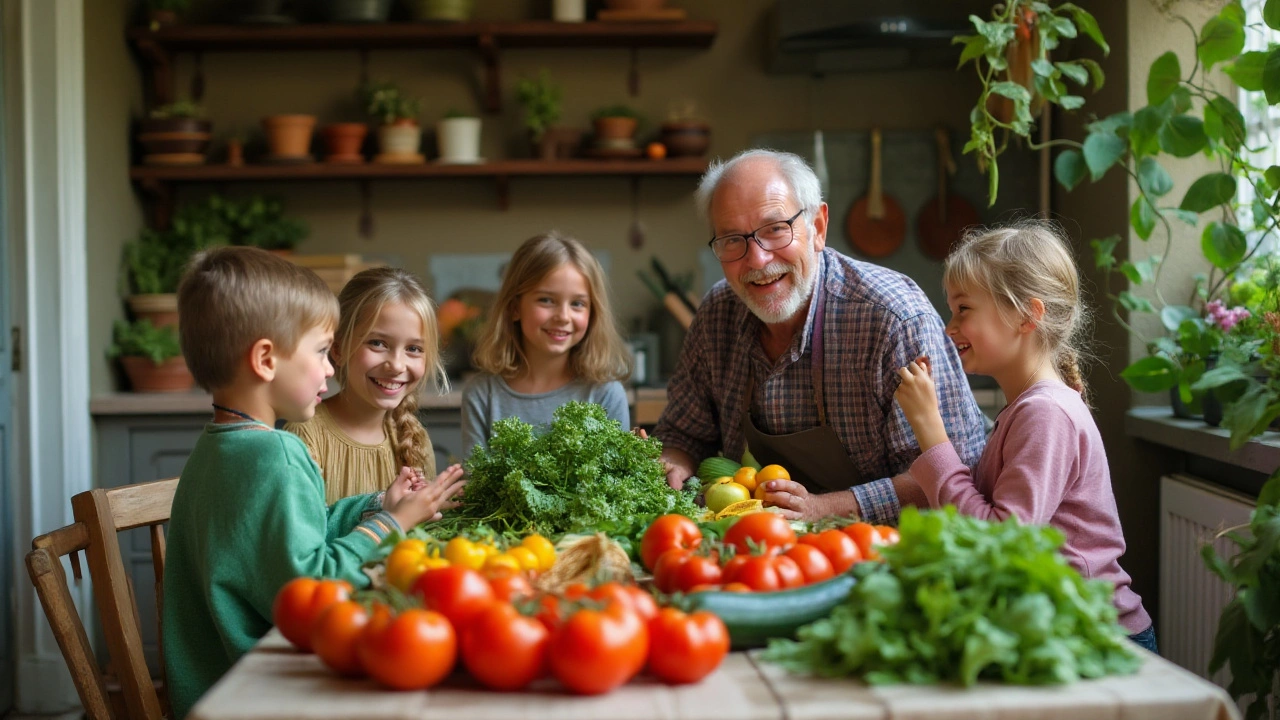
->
[189, 630, 1240, 720]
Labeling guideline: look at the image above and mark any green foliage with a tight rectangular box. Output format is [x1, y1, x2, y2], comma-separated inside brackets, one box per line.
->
[591, 104, 642, 122]
[445, 401, 700, 536]
[202, 194, 308, 251]
[1203, 470, 1280, 720]
[441, 108, 473, 120]
[515, 70, 562, 141]
[107, 319, 181, 364]
[762, 507, 1140, 686]
[148, 98, 203, 120]
[361, 81, 421, 125]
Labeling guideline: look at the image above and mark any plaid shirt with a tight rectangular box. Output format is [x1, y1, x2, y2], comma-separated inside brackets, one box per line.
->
[655, 249, 988, 524]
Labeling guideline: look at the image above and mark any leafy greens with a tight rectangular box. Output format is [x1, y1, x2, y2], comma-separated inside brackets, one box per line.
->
[444, 401, 699, 537]
[763, 506, 1141, 686]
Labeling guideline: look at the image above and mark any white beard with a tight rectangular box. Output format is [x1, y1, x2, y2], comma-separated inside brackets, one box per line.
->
[735, 259, 818, 325]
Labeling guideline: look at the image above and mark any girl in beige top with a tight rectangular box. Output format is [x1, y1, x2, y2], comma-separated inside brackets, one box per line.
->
[287, 267, 464, 513]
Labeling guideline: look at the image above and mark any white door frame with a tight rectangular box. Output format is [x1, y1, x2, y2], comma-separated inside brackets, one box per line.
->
[6, 0, 90, 712]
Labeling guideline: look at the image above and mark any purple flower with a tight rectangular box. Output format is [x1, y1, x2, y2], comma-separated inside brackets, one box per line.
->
[1206, 299, 1251, 332]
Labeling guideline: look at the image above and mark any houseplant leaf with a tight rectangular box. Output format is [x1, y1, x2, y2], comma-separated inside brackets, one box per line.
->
[1137, 157, 1174, 197]
[1201, 221, 1247, 270]
[1197, 10, 1245, 72]
[1091, 235, 1120, 270]
[1147, 51, 1181, 105]
[1120, 355, 1179, 393]
[1263, 47, 1280, 104]
[1118, 291, 1155, 314]
[1082, 132, 1125, 181]
[1130, 196, 1157, 240]
[1266, 0, 1280, 30]
[1160, 305, 1199, 332]
[1054, 150, 1087, 191]
[1180, 173, 1237, 213]
[1159, 116, 1208, 157]
[1225, 51, 1267, 91]
[1128, 105, 1166, 158]
[1203, 96, 1246, 152]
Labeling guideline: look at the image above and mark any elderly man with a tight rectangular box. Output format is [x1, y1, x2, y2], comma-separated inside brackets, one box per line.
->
[653, 149, 987, 524]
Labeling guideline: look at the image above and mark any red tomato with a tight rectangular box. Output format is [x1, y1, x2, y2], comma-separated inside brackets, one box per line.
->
[357, 607, 456, 690]
[536, 593, 564, 632]
[688, 583, 722, 593]
[875, 525, 901, 545]
[773, 554, 805, 588]
[461, 601, 549, 691]
[722, 582, 752, 592]
[621, 585, 659, 622]
[588, 582, 659, 623]
[652, 548, 694, 594]
[640, 515, 702, 571]
[548, 603, 649, 695]
[647, 607, 730, 684]
[800, 530, 862, 573]
[488, 571, 534, 603]
[784, 543, 835, 584]
[272, 577, 352, 652]
[843, 522, 883, 560]
[675, 554, 724, 593]
[311, 600, 369, 676]
[724, 513, 797, 555]
[412, 566, 495, 631]
[562, 582, 590, 601]
[721, 553, 749, 583]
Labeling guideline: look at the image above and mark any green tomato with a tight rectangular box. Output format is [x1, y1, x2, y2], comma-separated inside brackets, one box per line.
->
[705, 481, 751, 514]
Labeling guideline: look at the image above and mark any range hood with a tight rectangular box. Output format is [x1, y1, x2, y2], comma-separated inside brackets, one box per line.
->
[767, 0, 997, 75]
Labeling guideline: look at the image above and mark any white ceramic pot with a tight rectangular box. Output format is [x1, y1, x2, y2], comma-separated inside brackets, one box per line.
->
[553, 0, 585, 22]
[377, 123, 421, 157]
[435, 117, 482, 163]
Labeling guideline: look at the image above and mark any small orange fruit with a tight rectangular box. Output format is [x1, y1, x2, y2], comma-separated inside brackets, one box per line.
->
[732, 466, 758, 493]
[756, 465, 790, 484]
[646, 141, 667, 160]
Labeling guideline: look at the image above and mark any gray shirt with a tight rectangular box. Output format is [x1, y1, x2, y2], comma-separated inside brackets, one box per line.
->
[460, 373, 630, 456]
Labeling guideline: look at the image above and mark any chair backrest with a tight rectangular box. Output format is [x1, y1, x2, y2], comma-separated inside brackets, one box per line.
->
[27, 477, 178, 720]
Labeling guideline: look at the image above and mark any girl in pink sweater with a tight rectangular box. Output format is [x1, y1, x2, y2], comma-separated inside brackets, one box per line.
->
[893, 221, 1155, 653]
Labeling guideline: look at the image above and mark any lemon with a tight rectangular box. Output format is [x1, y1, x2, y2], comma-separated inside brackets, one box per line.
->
[705, 480, 751, 513]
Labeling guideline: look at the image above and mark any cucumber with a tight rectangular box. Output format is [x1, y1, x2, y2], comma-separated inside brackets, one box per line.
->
[678, 572, 856, 650]
[697, 456, 742, 482]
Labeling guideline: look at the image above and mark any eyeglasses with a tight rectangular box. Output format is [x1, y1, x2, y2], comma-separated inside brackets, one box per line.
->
[707, 209, 805, 262]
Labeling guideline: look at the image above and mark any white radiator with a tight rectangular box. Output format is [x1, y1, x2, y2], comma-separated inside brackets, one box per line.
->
[1159, 474, 1254, 690]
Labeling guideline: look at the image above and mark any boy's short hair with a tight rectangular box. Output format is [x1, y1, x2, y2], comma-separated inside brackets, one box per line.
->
[177, 246, 339, 392]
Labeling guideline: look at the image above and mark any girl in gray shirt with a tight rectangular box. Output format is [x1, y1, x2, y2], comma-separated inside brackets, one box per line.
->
[461, 231, 632, 454]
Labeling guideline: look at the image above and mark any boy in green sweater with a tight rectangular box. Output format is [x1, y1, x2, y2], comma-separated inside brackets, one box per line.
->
[163, 247, 466, 719]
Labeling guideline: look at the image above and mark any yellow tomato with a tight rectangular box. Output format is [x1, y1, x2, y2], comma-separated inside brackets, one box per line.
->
[395, 538, 427, 555]
[385, 550, 426, 592]
[521, 534, 557, 571]
[506, 546, 540, 572]
[756, 464, 791, 484]
[421, 557, 450, 571]
[732, 467, 758, 493]
[444, 537, 486, 570]
[477, 542, 500, 558]
[484, 553, 522, 573]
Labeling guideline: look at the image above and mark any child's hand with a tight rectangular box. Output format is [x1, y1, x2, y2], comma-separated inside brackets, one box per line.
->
[384, 464, 467, 530]
[894, 356, 949, 452]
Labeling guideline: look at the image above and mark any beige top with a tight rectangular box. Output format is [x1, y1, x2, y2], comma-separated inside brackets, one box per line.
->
[285, 403, 435, 504]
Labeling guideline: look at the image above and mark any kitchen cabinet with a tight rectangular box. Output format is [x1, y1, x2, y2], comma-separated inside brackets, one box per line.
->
[126, 20, 718, 225]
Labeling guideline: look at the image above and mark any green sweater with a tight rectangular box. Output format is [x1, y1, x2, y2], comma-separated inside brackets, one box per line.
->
[162, 423, 400, 719]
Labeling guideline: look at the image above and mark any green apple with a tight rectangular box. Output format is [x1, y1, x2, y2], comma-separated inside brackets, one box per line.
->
[705, 480, 751, 513]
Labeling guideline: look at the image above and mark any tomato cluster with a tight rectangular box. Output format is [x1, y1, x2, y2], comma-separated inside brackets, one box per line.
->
[383, 533, 556, 592]
[642, 512, 900, 594]
[272, 566, 729, 695]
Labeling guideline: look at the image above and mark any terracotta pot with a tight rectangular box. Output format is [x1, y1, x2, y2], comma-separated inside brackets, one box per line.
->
[593, 116, 638, 141]
[405, 0, 474, 21]
[225, 139, 244, 166]
[536, 126, 583, 160]
[137, 117, 212, 165]
[127, 293, 180, 329]
[603, 0, 665, 10]
[262, 114, 316, 159]
[120, 356, 195, 393]
[659, 121, 710, 157]
[987, 7, 1043, 124]
[321, 122, 368, 163]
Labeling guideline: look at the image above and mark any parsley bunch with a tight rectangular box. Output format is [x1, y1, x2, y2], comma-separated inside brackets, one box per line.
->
[764, 506, 1140, 686]
[446, 401, 699, 537]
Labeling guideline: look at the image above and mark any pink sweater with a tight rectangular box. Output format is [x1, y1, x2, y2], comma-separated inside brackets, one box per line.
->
[910, 380, 1151, 634]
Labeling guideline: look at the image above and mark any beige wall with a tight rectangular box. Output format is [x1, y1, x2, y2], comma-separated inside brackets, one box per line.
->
[86, 0, 145, 394]
[83, 0, 984, 394]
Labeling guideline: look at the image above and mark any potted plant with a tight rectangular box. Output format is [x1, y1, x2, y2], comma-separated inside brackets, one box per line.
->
[137, 99, 211, 166]
[659, 103, 711, 158]
[323, 0, 393, 22]
[145, 0, 190, 27]
[363, 81, 424, 164]
[261, 114, 316, 161]
[121, 204, 228, 327]
[404, 0, 474, 22]
[516, 71, 572, 160]
[435, 109, 482, 164]
[590, 104, 643, 157]
[211, 194, 309, 254]
[108, 319, 194, 393]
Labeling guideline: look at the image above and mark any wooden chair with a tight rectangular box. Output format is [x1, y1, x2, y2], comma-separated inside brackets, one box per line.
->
[26, 477, 179, 719]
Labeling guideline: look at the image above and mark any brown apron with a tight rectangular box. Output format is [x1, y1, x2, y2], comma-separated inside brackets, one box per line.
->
[740, 285, 864, 493]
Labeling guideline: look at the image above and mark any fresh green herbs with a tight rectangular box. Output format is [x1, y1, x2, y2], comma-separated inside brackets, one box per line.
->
[763, 506, 1140, 686]
[442, 402, 699, 537]
[1203, 469, 1280, 720]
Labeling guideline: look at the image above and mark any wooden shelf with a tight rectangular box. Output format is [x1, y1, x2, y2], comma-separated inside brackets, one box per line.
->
[129, 20, 718, 109]
[131, 157, 709, 221]
[126, 21, 718, 52]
